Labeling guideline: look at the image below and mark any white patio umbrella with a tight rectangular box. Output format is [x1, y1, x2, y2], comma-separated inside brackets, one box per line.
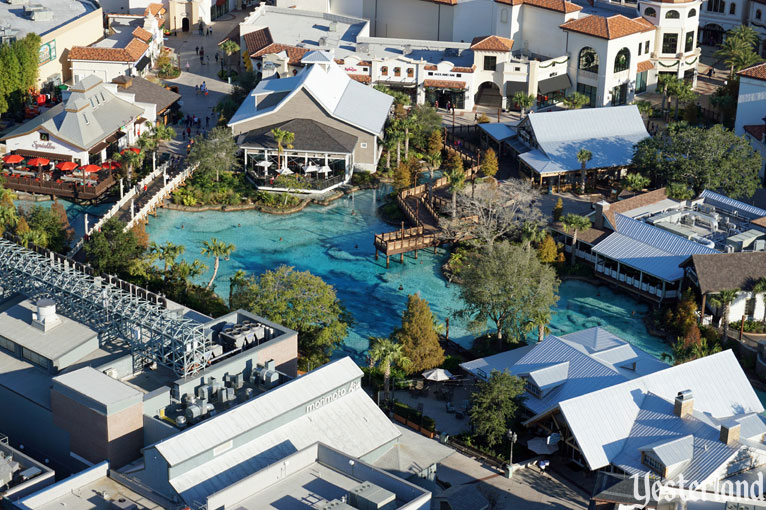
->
[422, 368, 452, 382]
[256, 160, 273, 168]
[303, 164, 319, 173]
[318, 165, 332, 178]
[277, 167, 294, 175]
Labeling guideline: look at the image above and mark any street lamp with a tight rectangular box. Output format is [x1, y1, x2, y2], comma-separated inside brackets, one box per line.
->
[507, 429, 518, 478]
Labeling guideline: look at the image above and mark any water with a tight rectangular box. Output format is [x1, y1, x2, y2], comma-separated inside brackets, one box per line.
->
[143, 187, 669, 361]
[14, 198, 114, 242]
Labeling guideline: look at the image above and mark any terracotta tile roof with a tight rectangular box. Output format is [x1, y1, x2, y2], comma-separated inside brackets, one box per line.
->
[739, 62, 766, 81]
[357, 60, 372, 66]
[253, 43, 309, 64]
[604, 188, 667, 230]
[69, 38, 149, 62]
[144, 3, 165, 16]
[560, 14, 655, 39]
[242, 27, 273, 56]
[751, 216, 766, 228]
[334, 58, 345, 64]
[744, 124, 766, 141]
[636, 59, 654, 73]
[424, 65, 438, 71]
[132, 27, 153, 43]
[428, 0, 458, 4]
[523, 0, 582, 12]
[423, 79, 466, 89]
[348, 74, 371, 83]
[470, 35, 514, 52]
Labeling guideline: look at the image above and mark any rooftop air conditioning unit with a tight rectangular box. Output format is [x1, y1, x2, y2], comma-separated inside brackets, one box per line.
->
[103, 368, 119, 379]
[7, 0, 28, 5]
[358, 42, 369, 53]
[329, 21, 338, 32]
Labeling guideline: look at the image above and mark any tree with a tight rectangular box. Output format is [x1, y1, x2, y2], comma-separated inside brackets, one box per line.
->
[394, 294, 444, 373]
[270, 127, 295, 171]
[715, 26, 762, 78]
[25, 205, 69, 253]
[51, 199, 74, 243]
[469, 370, 526, 447]
[458, 241, 559, 344]
[666, 182, 695, 200]
[229, 269, 248, 309]
[754, 278, 766, 328]
[369, 337, 411, 402]
[710, 288, 740, 343]
[201, 238, 235, 289]
[84, 217, 144, 277]
[666, 78, 696, 121]
[623, 172, 650, 192]
[552, 197, 563, 222]
[562, 92, 589, 110]
[0, 33, 39, 116]
[385, 122, 405, 169]
[480, 148, 498, 179]
[400, 113, 417, 160]
[527, 310, 550, 343]
[537, 235, 558, 263]
[189, 126, 240, 183]
[140, 122, 176, 172]
[426, 129, 443, 177]
[374, 84, 411, 108]
[0, 204, 18, 235]
[393, 159, 413, 193]
[445, 151, 465, 219]
[512, 91, 535, 117]
[230, 265, 349, 366]
[635, 100, 653, 123]
[220, 40, 240, 72]
[149, 241, 185, 272]
[114, 148, 144, 182]
[561, 213, 591, 267]
[439, 178, 542, 247]
[632, 123, 761, 198]
[576, 148, 592, 194]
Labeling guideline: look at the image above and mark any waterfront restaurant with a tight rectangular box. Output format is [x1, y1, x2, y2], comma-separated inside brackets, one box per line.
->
[0, 75, 143, 199]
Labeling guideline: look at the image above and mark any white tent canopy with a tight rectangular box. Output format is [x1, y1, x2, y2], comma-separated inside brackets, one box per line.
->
[423, 368, 452, 381]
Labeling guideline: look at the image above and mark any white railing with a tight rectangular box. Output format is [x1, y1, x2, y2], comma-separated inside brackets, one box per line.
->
[124, 164, 195, 231]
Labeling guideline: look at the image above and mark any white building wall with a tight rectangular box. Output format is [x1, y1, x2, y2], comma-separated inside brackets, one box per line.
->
[735, 76, 766, 135]
[516, 6, 569, 59]
[329, 0, 364, 18]
[5, 131, 90, 164]
[724, 292, 766, 322]
[743, 132, 766, 183]
[452, 0, 497, 42]
[71, 59, 142, 84]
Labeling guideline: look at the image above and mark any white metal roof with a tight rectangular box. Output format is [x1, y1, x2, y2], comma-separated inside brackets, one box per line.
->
[527, 362, 569, 391]
[640, 434, 694, 469]
[478, 122, 516, 143]
[700, 190, 766, 220]
[521, 105, 649, 175]
[153, 357, 383, 467]
[229, 58, 393, 136]
[557, 350, 763, 471]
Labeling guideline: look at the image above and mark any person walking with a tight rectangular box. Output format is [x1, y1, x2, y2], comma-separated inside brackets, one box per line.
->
[195, 84, 199, 94]
[215, 53, 219, 64]
[206, 55, 210, 65]
[205, 115, 210, 127]
[185, 61, 190, 72]
[195, 46, 199, 55]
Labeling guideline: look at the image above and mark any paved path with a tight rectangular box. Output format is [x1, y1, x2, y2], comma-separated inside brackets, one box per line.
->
[115, 164, 183, 224]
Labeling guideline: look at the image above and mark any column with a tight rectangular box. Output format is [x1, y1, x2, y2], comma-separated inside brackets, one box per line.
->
[131, 199, 135, 220]
[120, 178, 124, 199]
[83, 213, 88, 235]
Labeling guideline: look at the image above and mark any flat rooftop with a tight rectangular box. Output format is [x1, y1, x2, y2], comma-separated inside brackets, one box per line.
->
[94, 18, 142, 49]
[0, 0, 98, 38]
[33, 476, 161, 510]
[0, 298, 97, 363]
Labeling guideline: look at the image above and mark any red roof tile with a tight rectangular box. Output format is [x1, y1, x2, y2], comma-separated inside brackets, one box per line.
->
[560, 14, 655, 39]
[739, 62, 766, 81]
[451, 65, 476, 73]
[636, 59, 653, 73]
[144, 3, 165, 16]
[252, 43, 309, 64]
[348, 74, 371, 83]
[744, 124, 766, 141]
[132, 27, 153, 43]
[470, 35, 514, 51]
[243, 28, 273, 56]
[69, 38, 148, 62]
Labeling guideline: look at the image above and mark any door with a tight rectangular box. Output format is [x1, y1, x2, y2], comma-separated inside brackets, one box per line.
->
[182, 17, 190, 32]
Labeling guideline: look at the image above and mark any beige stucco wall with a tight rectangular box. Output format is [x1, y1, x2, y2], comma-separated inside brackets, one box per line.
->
[39, 7, 104, 85]
[232, 89, 377, 166]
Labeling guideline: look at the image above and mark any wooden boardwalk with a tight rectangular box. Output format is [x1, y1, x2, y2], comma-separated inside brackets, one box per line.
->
[374, 147, 479, 267]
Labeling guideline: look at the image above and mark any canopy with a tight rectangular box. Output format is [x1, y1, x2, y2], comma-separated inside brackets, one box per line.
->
[422, 368, 452, 382]
[318, 165, 332, 174]
[27, 157, 50, 167]
[3, 154, 24, 164]
[303, 164, 319, 173]
[79, 164, 101, 173]
[277, 167, 294, 175]
[56, 161, 79, 171]
[256, 160, 273, 168]
[527, 436, 560, 455]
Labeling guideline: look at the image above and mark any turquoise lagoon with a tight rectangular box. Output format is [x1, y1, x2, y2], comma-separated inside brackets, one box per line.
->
[140, 187, 670, 362]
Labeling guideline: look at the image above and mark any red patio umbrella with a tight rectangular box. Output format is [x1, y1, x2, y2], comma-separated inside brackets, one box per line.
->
[55, 161, 79, 171]
[78, 164, 101, 184]
[101, 161, 122, 170]
[3, 154, 24, 164]
[26, 157, 50, 167]
[121, 147, 141, 155]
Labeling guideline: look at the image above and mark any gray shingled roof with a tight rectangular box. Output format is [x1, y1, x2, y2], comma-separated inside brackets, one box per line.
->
[112, 76, 181, 113]
[2, 76, 143, 150]
[687, 252, 766, 294]
[240, 118, 358, 154]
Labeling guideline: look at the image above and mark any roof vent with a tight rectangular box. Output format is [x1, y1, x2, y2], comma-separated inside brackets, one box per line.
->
[720, 420, 741, 446]
[674, 390, 694, 418]
[24, 4, 53, 21]
[32, 298, 62, 332]
[6, 0, 28, 5]
[328, 21, 337, 32]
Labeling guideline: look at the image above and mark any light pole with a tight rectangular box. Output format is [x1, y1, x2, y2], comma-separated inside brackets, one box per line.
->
[506, 429, 517, 478]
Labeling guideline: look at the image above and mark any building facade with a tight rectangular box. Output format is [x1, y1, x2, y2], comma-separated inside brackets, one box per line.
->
[735, 63, 766, 184]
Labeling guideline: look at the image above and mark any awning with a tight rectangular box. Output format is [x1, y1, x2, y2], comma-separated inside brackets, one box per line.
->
[423, 79, 466, 90]
[136, 55, 151, 72]
[636, 60, 653, 73]
[15, 149, 72, 161]
[538, 74, 572, 94]
[135, 118, 147, 125]
[505, 81, 527, 96]
[89, 141, 110, 154]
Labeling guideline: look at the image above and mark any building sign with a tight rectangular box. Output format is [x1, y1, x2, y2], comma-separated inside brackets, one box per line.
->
[345, 67, 358, 72]
[32, 140, 57, 151]
[430, 71, 462, 78]
[39, 40, 56, 66]
[305, 380, 361, 414]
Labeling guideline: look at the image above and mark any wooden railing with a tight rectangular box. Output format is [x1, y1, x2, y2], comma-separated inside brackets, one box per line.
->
[4, 172, 115, 200]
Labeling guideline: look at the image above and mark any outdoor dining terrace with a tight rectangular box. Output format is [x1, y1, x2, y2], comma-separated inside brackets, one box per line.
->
[243, 150, 351, 193]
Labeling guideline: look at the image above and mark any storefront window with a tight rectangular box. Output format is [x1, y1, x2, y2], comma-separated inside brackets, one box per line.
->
[537, 90, 565, 108]
[425, 88, 465, 109]
[576, 83, 596, 107]
[636, 71, 647, 93]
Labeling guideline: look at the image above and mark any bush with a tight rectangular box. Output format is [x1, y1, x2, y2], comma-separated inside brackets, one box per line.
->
[351, 172, 379, 187]
[441, 354, 464, 373]
[477, 113, 491, 124]
[393, 401, 436, 431]
[731, 320, 766, 334]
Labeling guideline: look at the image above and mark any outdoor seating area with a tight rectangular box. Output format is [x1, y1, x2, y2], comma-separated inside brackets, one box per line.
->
[245, 152, 349, 192]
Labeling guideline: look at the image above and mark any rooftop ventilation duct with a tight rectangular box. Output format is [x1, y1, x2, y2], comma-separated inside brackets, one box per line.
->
[32, 298, 62, 332]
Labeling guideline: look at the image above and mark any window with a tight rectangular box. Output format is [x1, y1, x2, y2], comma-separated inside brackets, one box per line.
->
[642, 452, 665, 474]
[666, 9, 680, 18]
[394, 67, 401, 76]
[381, 66, 388, 76]
[21, 347, 47, 369]
[500, 7, 509, 22]
[689, 8, 696, 16]
[707, 0, 725, 13]
[0, 336, 14, 354]
[576, 83, 597, 107]
[483, 56, 497, 71]
[40, 133, 49, 141]
[644, 6, 656, 16]
[360, 142, 368, 149]
[645, 41, 650, 54]
[614, 47, 630, 72]
[663, 33, 678, 54]
[757, 9, 763, 18]
[407, 67, 414, 78]
[636, 70, 648, 93]
[730, 3, 735, 14]
[685, 31, 695, 52]
[638, 43, 642, 56]
[578, 47, 599, 73]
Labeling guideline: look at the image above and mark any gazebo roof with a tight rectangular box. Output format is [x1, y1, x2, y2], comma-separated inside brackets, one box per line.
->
[240, 118, 358, 154]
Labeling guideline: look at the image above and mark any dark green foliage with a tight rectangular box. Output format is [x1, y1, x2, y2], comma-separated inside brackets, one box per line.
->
[469, 370, 526, 446]
[84, 218, 144, 277]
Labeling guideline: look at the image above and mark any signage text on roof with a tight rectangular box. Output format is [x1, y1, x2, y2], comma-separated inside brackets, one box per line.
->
[305, 380, 360, 414]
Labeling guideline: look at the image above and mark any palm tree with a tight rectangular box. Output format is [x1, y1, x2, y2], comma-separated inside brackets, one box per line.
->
[561, 213, 591, 267]
[635, 100, 653, 126]
[369, 336, 411, 402]
[270, 128, 295, 170]
[521, 222, 547, 248]
[140, 122, 176, 172]
[715, 29, 762, 78]
[114, 149, 144, 182]
[174, 259, 208, 281]
[576, 148, 592, 194]
[229, 269, 248, 309]
[754, 278, 766, 328]
[445, 153, 465, 219]
[386, 119, 405, 168]
[149, 241, 185, 272]
[512, 91, 535, 118]
[220, 40, 241, 72]
[668, 79, 696, 120]
[19, 229, 46, 249]
[0, 205, 18, 235]
[710, 288, 741, 343]
[201, 238, 235, 289]
[0, 187, 16, 207]
[400, 112, 418, 160]
[527, 310, 551, 343]
[562, 92, 589, 110]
